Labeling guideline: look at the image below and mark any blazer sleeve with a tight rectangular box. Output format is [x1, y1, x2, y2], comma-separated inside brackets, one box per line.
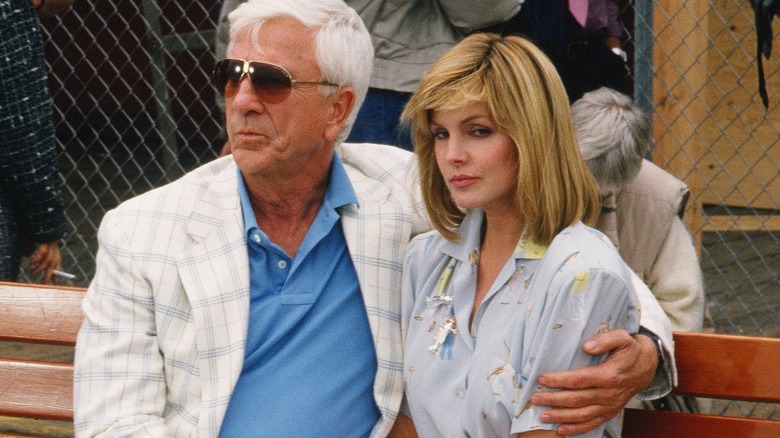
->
[74, 208, 171, 437]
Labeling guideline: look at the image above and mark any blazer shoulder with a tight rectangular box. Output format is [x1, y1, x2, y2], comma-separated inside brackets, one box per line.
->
[116, 157, 237, 213]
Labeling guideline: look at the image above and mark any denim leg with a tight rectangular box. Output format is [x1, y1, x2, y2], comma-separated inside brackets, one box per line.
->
[347, 88, 413, 151]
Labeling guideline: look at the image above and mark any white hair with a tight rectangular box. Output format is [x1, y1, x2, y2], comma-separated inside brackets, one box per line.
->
[228, 0, 374, 144]
[571, 87, 651, 194]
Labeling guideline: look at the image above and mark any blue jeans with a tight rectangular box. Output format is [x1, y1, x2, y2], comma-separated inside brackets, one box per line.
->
[347, 87, 413, 151]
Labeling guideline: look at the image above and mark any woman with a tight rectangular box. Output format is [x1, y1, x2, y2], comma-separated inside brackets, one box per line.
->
[398, 33, 639, 437]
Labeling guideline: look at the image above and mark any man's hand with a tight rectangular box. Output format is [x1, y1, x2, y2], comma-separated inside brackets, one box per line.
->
[531, 330, 658, 436]
[27, 241, 63, 284]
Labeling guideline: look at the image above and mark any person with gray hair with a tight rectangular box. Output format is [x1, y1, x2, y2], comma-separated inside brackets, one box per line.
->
[572, 86, 707, 336]
[573, 87, 710, 414]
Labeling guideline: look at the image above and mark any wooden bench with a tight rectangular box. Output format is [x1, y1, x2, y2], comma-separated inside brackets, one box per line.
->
[0, 281, 86, 437]
[623, 331, 780, 437]
[2, 281, 779, 437]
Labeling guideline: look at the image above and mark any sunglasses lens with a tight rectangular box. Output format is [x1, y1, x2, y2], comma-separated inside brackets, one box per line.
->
[248, 62, 293, 102]
[213, 59, 246, 97]
[213, 59, 295, 103]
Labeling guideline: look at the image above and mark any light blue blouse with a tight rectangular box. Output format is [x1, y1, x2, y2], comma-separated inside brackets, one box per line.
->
[401, 209, 639, 437]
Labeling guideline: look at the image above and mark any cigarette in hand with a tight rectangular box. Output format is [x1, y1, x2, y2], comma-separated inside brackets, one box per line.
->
[52, 269, 77, 280]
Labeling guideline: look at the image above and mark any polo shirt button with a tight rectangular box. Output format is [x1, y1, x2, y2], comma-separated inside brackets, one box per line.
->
[252, 234, 261, 243]
[457, 390, 465, 399]
[278, 260, 287, 269]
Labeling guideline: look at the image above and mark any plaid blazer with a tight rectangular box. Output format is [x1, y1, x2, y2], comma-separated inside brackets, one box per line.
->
[74, 142, 429, 437]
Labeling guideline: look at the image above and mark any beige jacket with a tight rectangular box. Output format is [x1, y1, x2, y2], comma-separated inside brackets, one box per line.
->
[596, 160, 706, 333]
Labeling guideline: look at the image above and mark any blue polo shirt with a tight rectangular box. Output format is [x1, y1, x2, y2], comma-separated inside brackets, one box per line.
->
[219, 154, 380, 437]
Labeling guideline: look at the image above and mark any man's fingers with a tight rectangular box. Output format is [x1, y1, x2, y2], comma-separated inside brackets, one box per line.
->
[532, 386, 625, 410]
[538, 361, 624, 390]
[534, 396, 621, 435]
[27, 242, 63, 284]
[536, 403, 612, 428]
[582, 329, 634, 355]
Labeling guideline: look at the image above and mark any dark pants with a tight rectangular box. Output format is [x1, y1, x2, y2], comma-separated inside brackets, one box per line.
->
[346, 87, 413, 151]
[557, 12, 629, 102]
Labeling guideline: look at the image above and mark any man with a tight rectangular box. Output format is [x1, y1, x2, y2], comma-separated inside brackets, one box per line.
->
[74, 1, 673, 436]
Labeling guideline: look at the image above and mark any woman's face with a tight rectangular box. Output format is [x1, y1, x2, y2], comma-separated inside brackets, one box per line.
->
[431, 101, 519, 214]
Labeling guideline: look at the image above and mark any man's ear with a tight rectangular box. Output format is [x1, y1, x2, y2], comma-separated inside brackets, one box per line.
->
[324, 86, 355, 142]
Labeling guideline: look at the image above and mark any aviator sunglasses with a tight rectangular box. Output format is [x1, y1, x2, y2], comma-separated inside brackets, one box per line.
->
[213, 58, 338, 103]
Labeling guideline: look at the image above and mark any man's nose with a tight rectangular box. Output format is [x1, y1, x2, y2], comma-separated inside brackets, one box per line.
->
[230, 74, 263, 110]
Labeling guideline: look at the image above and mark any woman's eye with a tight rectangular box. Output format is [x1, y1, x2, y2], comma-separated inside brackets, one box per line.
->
[432, 130, 449, 139]
[471, 127, 492, 137]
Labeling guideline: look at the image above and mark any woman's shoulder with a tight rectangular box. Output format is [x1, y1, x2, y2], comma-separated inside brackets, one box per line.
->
[547, 222, 629, 275]
[407, 229, 447, 256]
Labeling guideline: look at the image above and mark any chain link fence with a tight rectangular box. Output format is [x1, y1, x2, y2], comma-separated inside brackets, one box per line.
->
[9, 0, 779, 433]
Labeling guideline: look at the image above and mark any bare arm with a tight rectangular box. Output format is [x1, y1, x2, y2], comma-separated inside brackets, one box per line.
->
[530, 330, 657, 436]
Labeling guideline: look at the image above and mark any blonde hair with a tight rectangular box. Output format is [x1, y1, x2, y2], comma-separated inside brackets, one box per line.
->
[402, 33, 599, 244]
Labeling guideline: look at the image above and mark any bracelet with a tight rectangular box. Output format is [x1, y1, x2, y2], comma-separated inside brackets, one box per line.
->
[36, 0, 46, 9]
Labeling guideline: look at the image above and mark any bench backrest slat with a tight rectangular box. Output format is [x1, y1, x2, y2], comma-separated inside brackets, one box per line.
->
[623, 331, 780, 437]
[624, 408, 780, 438]
[0, 359, 74, 421]
[0, 282, 85, 345]
[672, 331, 780, 403]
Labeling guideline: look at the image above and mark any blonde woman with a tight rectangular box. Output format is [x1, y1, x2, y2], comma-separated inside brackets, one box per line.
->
[398, 33, 640, 437]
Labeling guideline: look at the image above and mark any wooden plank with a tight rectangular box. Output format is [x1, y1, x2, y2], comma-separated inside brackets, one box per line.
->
[0, 360, 73, 422]
[624, 408, 780, 438]
[0, 282, 86, 345]
[652, 1, 711, 248]
[623, 332, 780, 437]
[673, 332, 780, 403]
[703, 214, 780, 231]
[652, 1, 780, 236]
[698, 0, 780, 211]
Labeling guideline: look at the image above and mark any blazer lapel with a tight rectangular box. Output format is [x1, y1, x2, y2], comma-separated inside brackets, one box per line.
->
[341, 168, 411, 422]
[176, 162, 251, 436]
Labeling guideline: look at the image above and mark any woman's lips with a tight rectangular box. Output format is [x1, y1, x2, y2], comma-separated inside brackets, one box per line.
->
[449, 175, 478, 189]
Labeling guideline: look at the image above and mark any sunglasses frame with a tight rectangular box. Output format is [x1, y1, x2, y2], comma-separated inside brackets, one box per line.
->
[213, 58, 339, 102]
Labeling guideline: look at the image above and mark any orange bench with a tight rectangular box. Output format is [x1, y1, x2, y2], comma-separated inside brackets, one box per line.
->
[0, 281, 85, 437]
[623, 331, 780, 437]
[3, 282, 779, 437]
